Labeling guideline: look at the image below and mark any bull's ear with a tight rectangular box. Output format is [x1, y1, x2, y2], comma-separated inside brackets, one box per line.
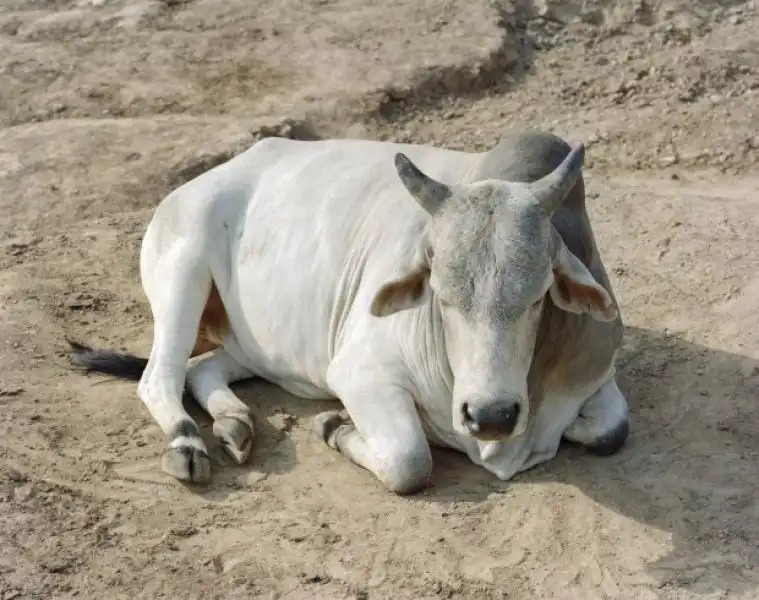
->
[549, 240, 617, 322]
[370, 265, 431, 317]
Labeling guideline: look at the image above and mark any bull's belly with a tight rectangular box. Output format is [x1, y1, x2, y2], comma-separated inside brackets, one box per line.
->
[223, 331, 336, 400]
[217, 257, 340, 401]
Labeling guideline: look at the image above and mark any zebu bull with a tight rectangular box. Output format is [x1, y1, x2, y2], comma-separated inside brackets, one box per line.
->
[69, 130, 629, 494]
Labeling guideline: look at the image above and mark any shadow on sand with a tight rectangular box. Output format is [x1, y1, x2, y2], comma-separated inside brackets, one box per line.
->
[424, 325, 759, 595]
[180, 384, 335, 502]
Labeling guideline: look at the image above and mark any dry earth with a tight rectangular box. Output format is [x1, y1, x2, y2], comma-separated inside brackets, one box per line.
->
[2, 0, 759, 598]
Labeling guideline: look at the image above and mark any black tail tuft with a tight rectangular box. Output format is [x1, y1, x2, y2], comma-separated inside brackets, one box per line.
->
[67, 339, 148, 382]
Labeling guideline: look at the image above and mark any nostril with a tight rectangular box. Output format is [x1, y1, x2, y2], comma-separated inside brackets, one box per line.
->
[504, 403, 520, 429]
[461, 402, 472, 423]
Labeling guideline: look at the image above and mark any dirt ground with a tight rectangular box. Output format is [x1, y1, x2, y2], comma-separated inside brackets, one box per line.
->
[2, 0, 759, 598]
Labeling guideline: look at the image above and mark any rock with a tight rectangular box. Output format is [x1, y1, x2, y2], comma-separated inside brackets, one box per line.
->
[5, 237, 42, 257]
[271, 411, 298, 432]
[170, 525, 198, 538]
[7, 468, 25, 482]
[255, 119, 321, 142]
[13, 483, 36, 502]
[0, 387, 23, 397]
[64, 295, 94, 310]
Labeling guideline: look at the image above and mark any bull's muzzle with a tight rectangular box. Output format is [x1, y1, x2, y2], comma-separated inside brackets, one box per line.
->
[460, 396, 522, 441]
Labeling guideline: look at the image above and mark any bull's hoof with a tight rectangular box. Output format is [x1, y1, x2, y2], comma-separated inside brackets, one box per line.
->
[213, 415, 255, 465]
[312, 410, 350, 446]
[162, 446, 212, 484]
[584, 419, 630, 457]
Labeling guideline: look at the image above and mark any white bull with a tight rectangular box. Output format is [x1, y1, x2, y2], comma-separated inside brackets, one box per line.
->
[69, 129, 629, 494]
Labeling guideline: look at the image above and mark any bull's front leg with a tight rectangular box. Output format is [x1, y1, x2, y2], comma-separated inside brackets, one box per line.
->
[562, 376, 630, 456]
[315, 356, 433, 495]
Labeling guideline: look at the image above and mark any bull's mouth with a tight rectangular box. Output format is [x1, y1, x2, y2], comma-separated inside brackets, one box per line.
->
[463, 424, 515, 442]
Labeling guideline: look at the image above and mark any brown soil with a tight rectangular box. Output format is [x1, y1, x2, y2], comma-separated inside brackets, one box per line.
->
[2, 0, 759, 598]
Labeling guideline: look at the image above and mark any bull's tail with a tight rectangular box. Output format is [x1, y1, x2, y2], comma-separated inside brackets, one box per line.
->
[68, 282, 228, 382]
[67, 340, 148, 382]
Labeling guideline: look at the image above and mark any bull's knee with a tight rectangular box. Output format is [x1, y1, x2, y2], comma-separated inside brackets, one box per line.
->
[583, 418, 629, 456]
[375, 444, 433, 495]
[312, 409, 433, 494]
[563, 377, 630, 457]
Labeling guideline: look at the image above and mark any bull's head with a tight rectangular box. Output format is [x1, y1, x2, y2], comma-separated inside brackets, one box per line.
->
[370, 143, 617, 442]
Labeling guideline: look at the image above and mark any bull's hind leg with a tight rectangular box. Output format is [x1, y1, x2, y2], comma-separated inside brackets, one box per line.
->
[138, 247, 219, 484]
[317, 355, 433, 495]
[562, 376, 630, 456]
[186, 349, 256, 465]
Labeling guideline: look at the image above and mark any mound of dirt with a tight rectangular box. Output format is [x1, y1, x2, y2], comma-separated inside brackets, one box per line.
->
[1, 0, 526, 125]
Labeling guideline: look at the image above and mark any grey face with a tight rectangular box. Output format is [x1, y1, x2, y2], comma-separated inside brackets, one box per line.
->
[428, 184, 553, 439]
[371, 144, 618, 442]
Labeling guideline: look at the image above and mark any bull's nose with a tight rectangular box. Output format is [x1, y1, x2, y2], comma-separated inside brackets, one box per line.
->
[461, 398, 521, 439]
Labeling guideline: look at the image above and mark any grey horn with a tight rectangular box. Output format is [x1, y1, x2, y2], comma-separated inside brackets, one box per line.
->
[531, 142, 585, 215]
[394, 153, 452, 215]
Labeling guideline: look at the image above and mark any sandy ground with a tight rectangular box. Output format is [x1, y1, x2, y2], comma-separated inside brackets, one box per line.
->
[2, 0, 759, 598]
